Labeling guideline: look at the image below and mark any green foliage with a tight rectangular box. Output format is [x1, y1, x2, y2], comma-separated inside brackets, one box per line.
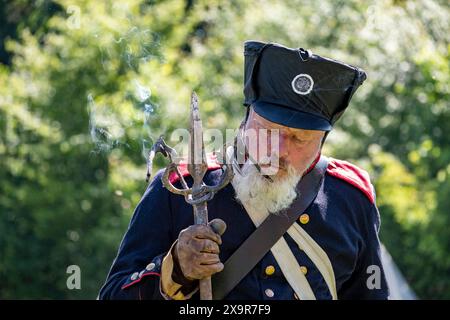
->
[0, 0, 448, 298]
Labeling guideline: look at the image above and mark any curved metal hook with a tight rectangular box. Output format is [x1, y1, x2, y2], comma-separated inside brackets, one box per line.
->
[162, 162, 191, 196]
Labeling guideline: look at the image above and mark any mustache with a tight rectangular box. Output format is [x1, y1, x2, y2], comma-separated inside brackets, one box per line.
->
[261, 163, 296, 183]
[232, 160, 303, 215]
[259, 161, 288, 169]
[257, 154, 288, 168]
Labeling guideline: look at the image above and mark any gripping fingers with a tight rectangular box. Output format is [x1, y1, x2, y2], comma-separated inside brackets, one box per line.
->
[199, 253, 221, 265]
[199, 239, 220, 254]
[194, 226, 222, 245]
[195, 262, 224, 278]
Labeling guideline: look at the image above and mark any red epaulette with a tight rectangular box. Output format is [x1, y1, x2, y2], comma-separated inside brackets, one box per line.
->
[326, 158, 375, 204]
[168, 153, 222, 184]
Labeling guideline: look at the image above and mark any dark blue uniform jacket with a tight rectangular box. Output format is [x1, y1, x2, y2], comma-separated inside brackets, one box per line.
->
[99, 158, 389, 300]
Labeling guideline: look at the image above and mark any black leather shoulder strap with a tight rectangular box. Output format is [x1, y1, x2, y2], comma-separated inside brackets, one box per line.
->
[212, 156, 329, 300]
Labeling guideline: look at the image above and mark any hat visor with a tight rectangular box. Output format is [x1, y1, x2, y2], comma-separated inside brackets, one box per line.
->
[252, 101, 332, 131]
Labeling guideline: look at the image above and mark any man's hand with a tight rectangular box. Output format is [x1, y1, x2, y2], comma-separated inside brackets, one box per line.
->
[173, 218, 226, 282]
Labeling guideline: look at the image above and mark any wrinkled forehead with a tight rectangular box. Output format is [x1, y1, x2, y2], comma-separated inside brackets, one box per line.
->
[246, 107, 325, 140]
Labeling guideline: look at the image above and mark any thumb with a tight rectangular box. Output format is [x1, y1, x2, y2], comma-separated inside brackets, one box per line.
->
[208, 218, 227, 236]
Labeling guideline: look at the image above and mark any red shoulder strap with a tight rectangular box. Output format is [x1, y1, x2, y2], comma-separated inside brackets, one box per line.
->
[168, 153, 222, 184]
[326, 158, 375, 204]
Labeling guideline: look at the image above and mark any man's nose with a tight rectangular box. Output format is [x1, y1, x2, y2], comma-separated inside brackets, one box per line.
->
[264, 131, 286, 155]
[263, 131, 289, 164]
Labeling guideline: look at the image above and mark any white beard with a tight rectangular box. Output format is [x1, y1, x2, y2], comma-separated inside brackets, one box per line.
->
[232, 161, 303, 216]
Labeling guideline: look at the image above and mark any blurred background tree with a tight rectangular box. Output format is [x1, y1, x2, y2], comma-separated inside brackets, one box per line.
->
[0, 0, 448, 298]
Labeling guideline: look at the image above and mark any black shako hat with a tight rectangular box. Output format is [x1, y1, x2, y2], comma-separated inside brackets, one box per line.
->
[243, 41, 367, 131]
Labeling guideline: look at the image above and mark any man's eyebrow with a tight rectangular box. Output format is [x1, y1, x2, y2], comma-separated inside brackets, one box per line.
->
[289, 130, 316, 140]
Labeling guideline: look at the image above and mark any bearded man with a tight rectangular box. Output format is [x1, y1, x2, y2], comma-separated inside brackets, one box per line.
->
[99, 41, 389, 300]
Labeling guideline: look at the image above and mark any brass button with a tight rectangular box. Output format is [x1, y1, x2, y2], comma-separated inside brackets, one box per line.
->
[139, 270, 145, 278]
[265, 288, 274, 298]
[130, 272, 139, 281]
[300, 266, 308, 275]
[146, 263, 155, 271]
[265, 265, 275, 276]
[299, 213, 310, 224]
